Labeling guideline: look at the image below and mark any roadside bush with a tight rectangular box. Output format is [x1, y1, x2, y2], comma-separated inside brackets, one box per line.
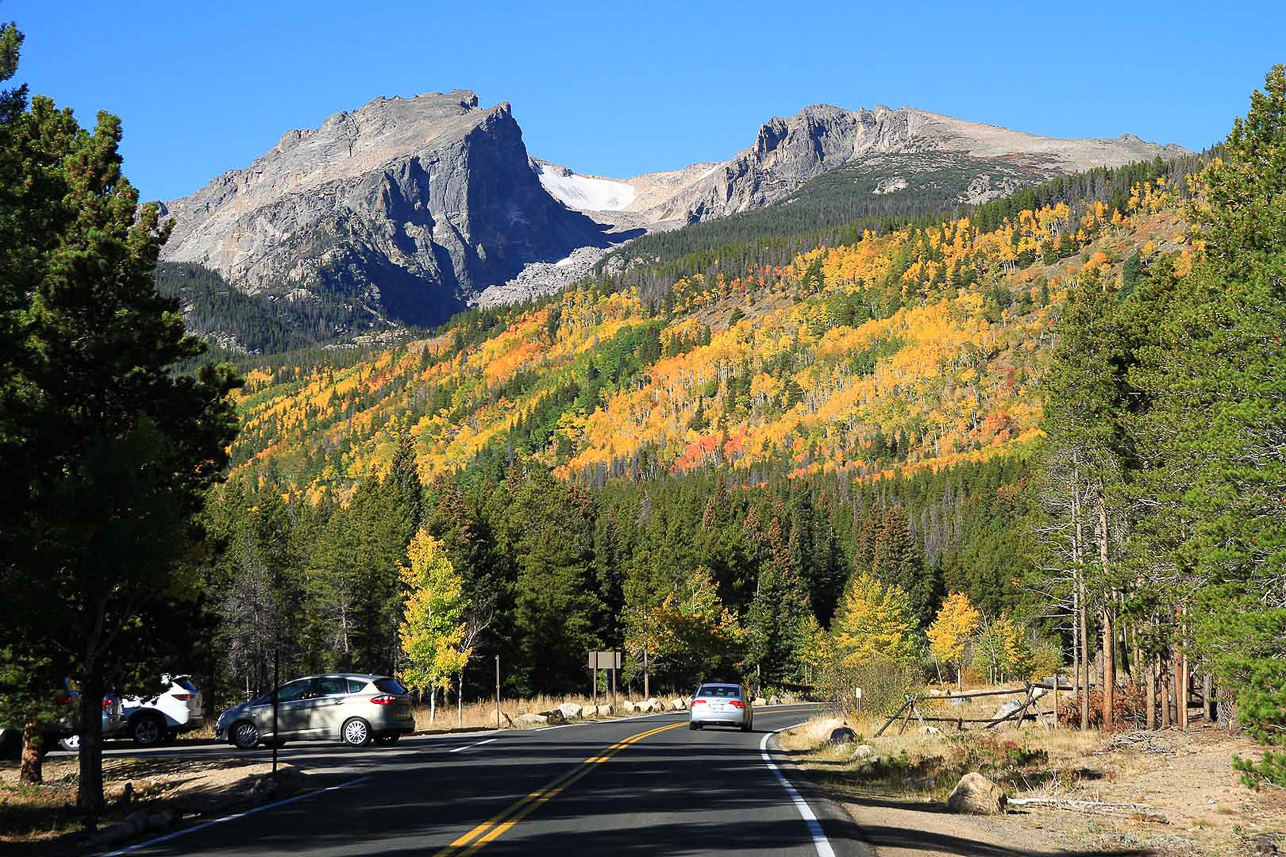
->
[818, 654, 920, 717]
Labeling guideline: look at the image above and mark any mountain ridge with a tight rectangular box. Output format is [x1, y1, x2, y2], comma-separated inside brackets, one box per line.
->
[158, 90, 1190, 343]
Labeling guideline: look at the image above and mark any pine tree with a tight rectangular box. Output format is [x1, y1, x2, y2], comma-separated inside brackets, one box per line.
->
[0, 34, 239, 809]
[1135, 66, 1286, 784]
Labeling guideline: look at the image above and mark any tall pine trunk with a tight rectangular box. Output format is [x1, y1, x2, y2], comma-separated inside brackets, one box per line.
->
[1073, 478, 1090, 730]
[1152, 620, 1162, 725]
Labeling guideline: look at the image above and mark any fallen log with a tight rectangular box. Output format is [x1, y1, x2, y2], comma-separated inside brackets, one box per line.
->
[1008, 797, 1167, 823]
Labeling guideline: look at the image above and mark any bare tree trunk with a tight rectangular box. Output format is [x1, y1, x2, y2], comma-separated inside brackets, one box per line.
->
[458, 669, 464, 728]
[19, 721, 43, 784]
[1174, 649, 1185, 731]
[643, 645, 650, 700]
[1145, 646, 1156, 730]
[1098, 491, 1114, 731]
[1161, 656, 1173, 728]
[429, 686, 436, 725]
[1072, 585, 1081, 698]
[1102, 609, 1115, 730]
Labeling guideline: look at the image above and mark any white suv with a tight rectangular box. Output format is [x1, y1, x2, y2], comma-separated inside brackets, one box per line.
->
[116, 674, 204, 746]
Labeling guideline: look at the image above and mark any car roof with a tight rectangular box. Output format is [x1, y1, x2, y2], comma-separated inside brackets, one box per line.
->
[295, 673, 385, 681]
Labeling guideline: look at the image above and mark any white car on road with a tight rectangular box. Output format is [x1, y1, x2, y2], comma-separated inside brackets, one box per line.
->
[115, 674, 204, 746]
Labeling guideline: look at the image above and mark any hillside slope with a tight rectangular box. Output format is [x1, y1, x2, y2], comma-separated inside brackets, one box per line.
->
[225, 166, 1191, 501]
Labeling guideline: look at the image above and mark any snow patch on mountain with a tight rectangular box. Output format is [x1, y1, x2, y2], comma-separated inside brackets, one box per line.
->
[534, 162, 636, 212]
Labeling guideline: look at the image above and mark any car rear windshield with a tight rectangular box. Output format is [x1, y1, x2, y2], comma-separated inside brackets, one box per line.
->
[174, 676, 198, 693]
[697, 685, 741, 698]
[373, 678, 407, 695]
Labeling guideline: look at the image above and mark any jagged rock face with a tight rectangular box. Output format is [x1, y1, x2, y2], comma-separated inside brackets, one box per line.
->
[541, 104, 1189, 225]
[665, 104, 1188, 222]
[160, 90, 609, 326]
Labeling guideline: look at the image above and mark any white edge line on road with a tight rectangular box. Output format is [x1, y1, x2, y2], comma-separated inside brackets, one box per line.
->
[449, 737, 497, 752]
[761, 724, 836, 857]
[100, 775, 373, 857]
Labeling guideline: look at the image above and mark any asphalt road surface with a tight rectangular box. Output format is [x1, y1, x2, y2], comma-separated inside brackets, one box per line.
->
[88, 704, 868, 857]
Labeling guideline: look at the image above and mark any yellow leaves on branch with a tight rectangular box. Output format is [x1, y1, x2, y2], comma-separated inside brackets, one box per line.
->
[398, 530, 470, 694]
[927, 592, 981, 681]
[830, 572, 917, 666]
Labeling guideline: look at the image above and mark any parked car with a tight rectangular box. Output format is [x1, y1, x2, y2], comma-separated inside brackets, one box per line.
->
[55, 678, 124, 751]
[113, 674, 204, 746]
[0, 679, 123, 755]
[215, 674, 414, 750]
[688, 682, 753, 732]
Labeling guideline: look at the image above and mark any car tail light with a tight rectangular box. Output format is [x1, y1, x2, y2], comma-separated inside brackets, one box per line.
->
[690, 699, 706, 705]
[171, 693, 192, 701]
[102, 699, 113, 711]
[730, 700, 745, 709]
[60, 695, 75, 706]
[370, 695, 397, 705]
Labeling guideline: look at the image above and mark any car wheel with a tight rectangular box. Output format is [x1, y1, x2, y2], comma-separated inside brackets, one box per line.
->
[341, 717, 371, 747]
[741, 720, 752, 732]
[58, 734, 80, 752]
[131, 715, 167, 747]
[374, 733, 400, 746]
[231, 721, 260, 749]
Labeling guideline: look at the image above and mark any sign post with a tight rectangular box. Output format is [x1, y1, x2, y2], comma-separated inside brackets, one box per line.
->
[588, 652, 621, 712]
[855, 686, 863, 714]
[495, 655, 500, 730]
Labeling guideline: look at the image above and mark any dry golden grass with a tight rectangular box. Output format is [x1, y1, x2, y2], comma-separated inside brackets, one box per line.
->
[412, 691, 654, 732]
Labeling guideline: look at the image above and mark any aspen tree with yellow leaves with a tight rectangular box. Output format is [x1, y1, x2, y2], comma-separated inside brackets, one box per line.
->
[398, 530, 471, 724]
[927, 592, 981, 689]
[830, 572, 918, 667]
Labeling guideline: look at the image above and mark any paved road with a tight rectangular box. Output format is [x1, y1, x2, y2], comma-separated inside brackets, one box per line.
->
[93, 704, 866, 857]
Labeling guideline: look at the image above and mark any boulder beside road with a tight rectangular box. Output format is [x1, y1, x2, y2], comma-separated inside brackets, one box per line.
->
[515, 713, 549, 728]
[829, 726, 857, 744]
[558, 702, 584, 720]
[947, 772, 1008, 815]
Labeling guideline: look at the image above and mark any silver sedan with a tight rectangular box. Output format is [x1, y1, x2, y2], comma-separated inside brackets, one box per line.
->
[688, 683, 753, 731]
[216, 674, 415, 749]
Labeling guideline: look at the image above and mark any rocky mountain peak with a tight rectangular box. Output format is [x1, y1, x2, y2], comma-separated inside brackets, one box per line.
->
[159, 89, 615, 327]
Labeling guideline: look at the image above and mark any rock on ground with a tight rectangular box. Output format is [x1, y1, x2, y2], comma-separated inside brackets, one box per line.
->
[515, 713, 549, 728]
[558, 702, 584, 720]
[946, 772, 1008, 815]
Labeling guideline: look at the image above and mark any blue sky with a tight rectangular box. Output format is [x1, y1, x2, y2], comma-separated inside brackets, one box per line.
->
[8, 0, 1283, 201]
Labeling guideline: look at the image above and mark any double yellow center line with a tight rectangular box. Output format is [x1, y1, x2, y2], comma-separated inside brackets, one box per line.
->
[434, 722, 685, 855]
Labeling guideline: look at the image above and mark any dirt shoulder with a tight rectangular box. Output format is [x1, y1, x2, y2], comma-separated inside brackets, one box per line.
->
[780, 712, 1286, 857]
[0, 754, 303, 855]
